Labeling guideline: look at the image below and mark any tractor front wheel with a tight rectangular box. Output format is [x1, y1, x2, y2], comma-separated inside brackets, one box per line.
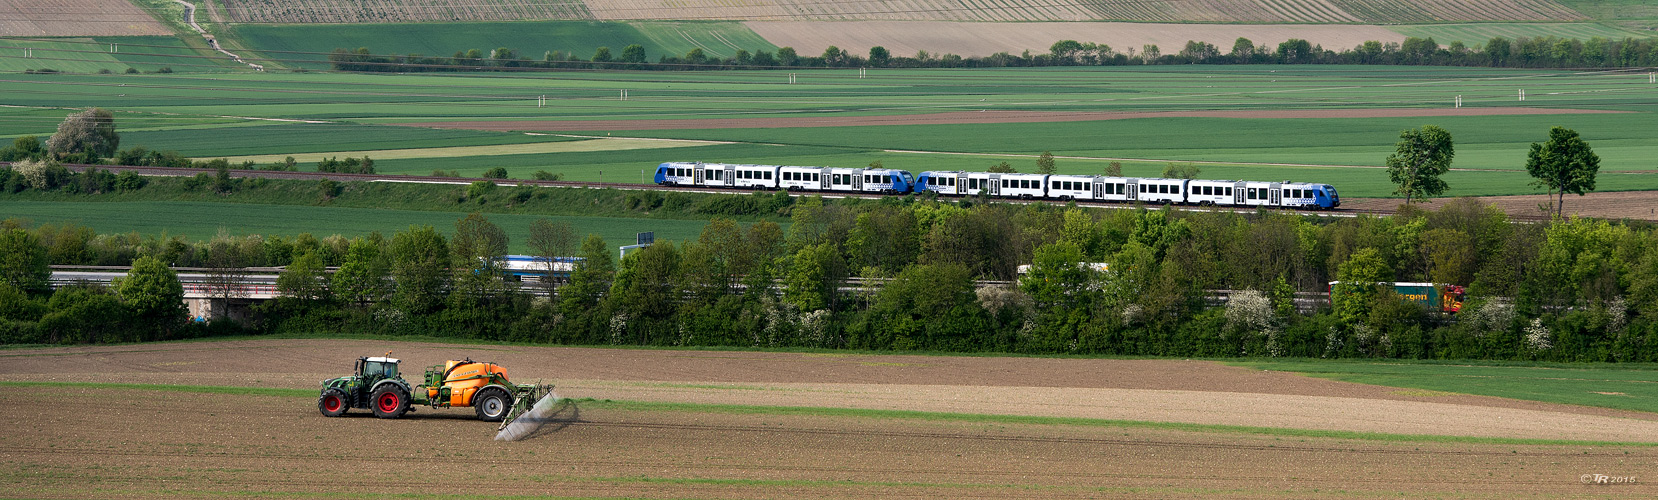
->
[318, 388, 349, 417]
[371, 385, 410, 419]
[474, 387, 512, 422]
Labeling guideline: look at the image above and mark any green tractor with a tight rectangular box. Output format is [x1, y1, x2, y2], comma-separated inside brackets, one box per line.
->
[318, 355, 553, 427]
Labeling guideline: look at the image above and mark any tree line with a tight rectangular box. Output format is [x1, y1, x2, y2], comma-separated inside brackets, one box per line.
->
[4, 198, 1657, 362]
[329, 34, 1658, 72]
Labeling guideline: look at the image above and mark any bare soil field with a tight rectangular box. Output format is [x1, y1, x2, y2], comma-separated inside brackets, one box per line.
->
[1346, 190, 1658, 222]
[0, 0, 171, 36]
[402, 107, 1623, 132]
[2, 339, 1655, 498]
[583, 0, 1580, 23]
[746, 21, 1408, 58]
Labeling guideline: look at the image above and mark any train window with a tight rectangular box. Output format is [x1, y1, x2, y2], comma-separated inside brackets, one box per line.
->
[812, 173, 820, 181]
[1225, 187, 1232, 196]
[765, 171, 772, 180]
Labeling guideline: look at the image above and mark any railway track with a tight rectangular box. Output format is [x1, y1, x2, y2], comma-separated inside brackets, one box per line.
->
[20, 162, 1435, 219]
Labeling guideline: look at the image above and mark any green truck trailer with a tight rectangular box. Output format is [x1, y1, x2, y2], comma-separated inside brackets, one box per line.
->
[1328, 281, 1465, 313]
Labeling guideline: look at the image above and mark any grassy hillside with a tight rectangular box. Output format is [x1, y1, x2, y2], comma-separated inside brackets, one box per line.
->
[232, 21, 776, 70]
[0, 36, 242, 73]
[1391, 23, 1652, 45]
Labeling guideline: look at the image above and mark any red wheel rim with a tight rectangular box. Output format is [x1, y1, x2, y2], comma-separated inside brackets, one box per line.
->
[323, 395, 342, 412]
[377, 392, 400, 412]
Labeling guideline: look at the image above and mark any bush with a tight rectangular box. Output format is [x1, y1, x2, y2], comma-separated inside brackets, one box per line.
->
[124, 67, 139, 74]
[532, 170, 561, 181]
[466, 180, 495, 200]
[482, 167, 508, 179]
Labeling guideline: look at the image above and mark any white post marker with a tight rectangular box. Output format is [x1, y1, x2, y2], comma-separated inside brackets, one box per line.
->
[1519, 89, 1526, 101]
[1455, 95, 1461, 108]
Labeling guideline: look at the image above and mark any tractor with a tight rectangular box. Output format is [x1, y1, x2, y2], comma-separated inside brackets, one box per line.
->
[318, 355, 553, 427]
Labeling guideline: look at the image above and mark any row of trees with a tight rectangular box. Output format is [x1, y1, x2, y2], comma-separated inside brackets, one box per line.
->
[5, 198, 1658, 360]
[329, 35, 1658, 73]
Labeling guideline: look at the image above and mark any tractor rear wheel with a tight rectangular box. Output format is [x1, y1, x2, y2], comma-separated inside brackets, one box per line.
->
[474, 387, 512, 422]
[318, 388, 349, 417]
[371, 385, 410, 419]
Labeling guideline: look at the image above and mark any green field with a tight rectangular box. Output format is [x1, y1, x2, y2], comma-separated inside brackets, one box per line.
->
[3, 65, 1655, 198]
[0, 36, 242, 73]
[233, 21, 777, 71]
[1391, 23, 1652, 45]
[1232, 360, 1658, 414]
[1, 201, 711, 252]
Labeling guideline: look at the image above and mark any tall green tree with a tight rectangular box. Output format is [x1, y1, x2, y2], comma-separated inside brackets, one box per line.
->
[276, 251, 330, 309]
[1331, 247, 1390, 325]
[389, 225, 449, 314]
[1524, 126, 1600, 219]
[527, 218, 576, 295]
[0, 228, 50, 294]
[331, 234, 389, 307]
[560, 235, 614, 316]
[1385, 125, 1454, 203]
[115, 255, 186, 331]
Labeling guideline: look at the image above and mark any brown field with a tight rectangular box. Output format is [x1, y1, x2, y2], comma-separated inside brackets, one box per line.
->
[217, 0, 594, 23]
[0, 0, 171, 36]
[401, 107, 1624, 132]
[583, 0, 1583, 22]
[3, 339, 1656, 498]
[746, 21, 1410, 58]
[1348, 190, 1658, 222]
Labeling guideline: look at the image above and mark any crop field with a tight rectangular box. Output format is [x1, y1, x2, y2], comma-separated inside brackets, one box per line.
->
[0, 0, 171, 37]
[1392, 22, 1653, 45]
[1, 200, 712, 251]
[4, 65, 1656, 199]
[3, 339, 1658, 499]
[218, 0, 594, 23]
[0, 36, 245, 73]
[1233, 359, 1658, 414]
[233, 21, 774, 71]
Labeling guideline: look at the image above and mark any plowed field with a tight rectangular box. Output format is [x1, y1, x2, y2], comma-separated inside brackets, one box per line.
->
[3, 339, 1654, 498]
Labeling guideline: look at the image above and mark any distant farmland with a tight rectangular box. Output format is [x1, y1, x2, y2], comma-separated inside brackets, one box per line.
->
[206, 0, 1588, 23]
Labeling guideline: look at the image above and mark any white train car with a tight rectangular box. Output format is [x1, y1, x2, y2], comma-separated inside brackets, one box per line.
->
[1186, 179, 1240, 206]
[995, 173, 1048, 199]
[778, 166, 826, 191]
[1136, 178, 1187, 204]
[916, 171, 995, 196]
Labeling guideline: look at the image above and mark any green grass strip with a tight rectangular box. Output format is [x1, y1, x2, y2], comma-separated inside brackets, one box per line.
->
[0, 381, 313, 398]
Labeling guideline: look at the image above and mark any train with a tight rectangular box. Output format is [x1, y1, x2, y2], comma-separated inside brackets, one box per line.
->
[654, 162, 1340, 209]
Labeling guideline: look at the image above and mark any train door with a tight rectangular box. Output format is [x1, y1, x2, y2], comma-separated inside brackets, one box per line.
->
[1269, 182, 1282, 206]
[1233, 181, 1246, 205]
[956, 172, 968, 195]
[988, 174, 1001, 196]
[1092, 178, 1104, 199]
[853, 169, 864, 191]
[818, 168, 831, 191]
[693, 166, 704, 185]
[1126, 179, 1138, 201]
[723, 165, 736, 187]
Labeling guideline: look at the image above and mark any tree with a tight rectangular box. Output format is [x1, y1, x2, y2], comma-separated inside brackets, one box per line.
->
[389, 225, 449, 314]
[592, 47, 612, 64]
[987, 162, 1016, 173]
[776, 47, 798, 66]
[482, 167, 507, 179]
[1161, 162, 1200, 179]
[620, 44, 646, 64]
[1104, 161, 1122, 177]
[1277, 39, 1313, 62]
[559, 234, 613, 316]
[1525, 126, 1599, 219]
[868, 46, 890, 67]
[0, 228, 50, 294]
[450, 213, 510, 305]
[46, 108, 119, 160]
[115, 255, 186, 329]
[527, 218, 576, 295]
[784, 243, 843, 311]
[276, 251, 330, 309]
[1331, 247, 1390, 325]
[1385, 125, 1454, 203]
[1230, 38, 1255, 61]
[1049, 40, 1083, 64]
[1035, 151, 1056, 174]
[332, 234, 390, 307]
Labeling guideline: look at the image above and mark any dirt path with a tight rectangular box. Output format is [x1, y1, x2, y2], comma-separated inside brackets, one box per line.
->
[1346, 190, 1658, 221]
[172, 0, 262, 71]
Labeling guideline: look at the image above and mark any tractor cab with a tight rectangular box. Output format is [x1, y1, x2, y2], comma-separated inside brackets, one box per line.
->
[357, 356, 400, 380]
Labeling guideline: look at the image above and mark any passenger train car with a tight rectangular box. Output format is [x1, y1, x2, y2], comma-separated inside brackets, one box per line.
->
[654, 162, 1339, 209]
[655, 162, 913, 194]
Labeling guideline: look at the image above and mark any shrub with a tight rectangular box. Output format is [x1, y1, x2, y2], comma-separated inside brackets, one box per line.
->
[482, 167, 508, 179]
